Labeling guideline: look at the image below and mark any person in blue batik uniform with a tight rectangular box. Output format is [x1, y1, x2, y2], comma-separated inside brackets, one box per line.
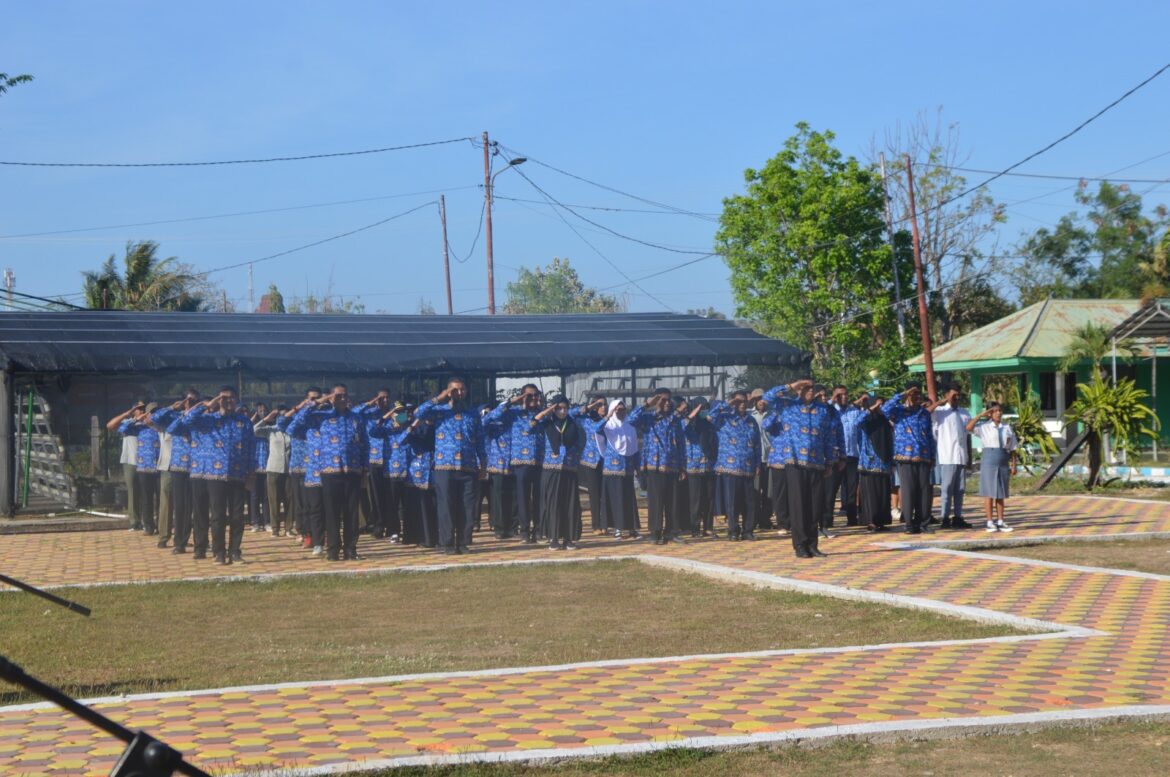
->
[708, 390, 762, 541]
[591, 400, 641, 540]
[404, 415, 439, 547]
[118, 402, 162, 536]
[482, 401, 515, 539]
[355, 390, 391, 538]
[290, 384, 369, 561]
[628, 389, 687, 545]
[759, 401, 790, 536]
[856, 394, 894, 530]
[535, 395, 584, 550]
[682, 398, 718, 537]
[369, 401, 413, 543]
[279, 387, 323, 543]
[167, 386, 256, 565]
[152, 389, 201, 553]
[415, 377, 487, 555]
[484, 385, 545, 543]
[766, 380, 840, 558]
[827, 386, 866, 527]
[882, 381, 938, 535]
[248, 402, 271, 532]
[571, 396, 608, 535]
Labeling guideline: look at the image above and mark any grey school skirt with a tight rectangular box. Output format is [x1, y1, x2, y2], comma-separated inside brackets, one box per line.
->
[979, 447, 1011, 499]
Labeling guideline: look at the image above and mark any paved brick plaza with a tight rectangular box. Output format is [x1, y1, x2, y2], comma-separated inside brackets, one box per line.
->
[2, 494, 1170, 775]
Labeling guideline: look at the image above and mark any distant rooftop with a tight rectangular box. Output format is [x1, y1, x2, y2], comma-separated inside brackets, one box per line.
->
[907, 299, 1141, 370]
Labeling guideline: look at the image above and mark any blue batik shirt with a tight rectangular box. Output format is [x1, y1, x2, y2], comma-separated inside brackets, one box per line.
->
[118, 419, 161, 472]
[406, 424, 434, 488]
[538, 416, 583, 471]
[627, 405, 686, 473]
[253, 427, 269, 472]
[355, 404, 385, 467]
[760, 411, 790, 469]
[569, 407, 604, 467]
[589, 417, 639, 476]
[682, 416, 716, 474]
[370, 420, 413, 480]
[151, 407, 191, 473]
[278, 413, 309, 476]
[285, 406, 326, 486]
[858, 411, 894, 474]
[768, 390, 840, 471]
[482, 412, 512, 475]
[415, 399, 486, 473]
[882, 393, 937, 463]
[707, 401, 761, 477]
[834, 404, 866, 459]
[291, 407, 369, 475]
[484, 403, 544, 467]
[168, 406, 255, 482]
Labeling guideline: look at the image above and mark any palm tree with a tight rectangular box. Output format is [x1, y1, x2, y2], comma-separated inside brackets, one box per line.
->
[82, 241, 210, 311]
[1058, 322, 1138, 381]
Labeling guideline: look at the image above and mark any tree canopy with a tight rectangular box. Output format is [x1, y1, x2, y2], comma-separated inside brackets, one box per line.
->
[716, 123, 914, 386]
[503, 257, 625, 314]
[82, 241, 215, 311]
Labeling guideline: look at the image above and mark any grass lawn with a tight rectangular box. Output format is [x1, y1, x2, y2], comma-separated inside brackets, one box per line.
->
[349, 718, 1170, 776]
[987, 537, 1170, 575]
[1012, 473, 1170, 501]
[0, 560, 1017, 705]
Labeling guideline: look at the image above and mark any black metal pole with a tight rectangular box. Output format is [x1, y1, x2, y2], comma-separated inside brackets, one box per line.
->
[0, 573, 91, 616]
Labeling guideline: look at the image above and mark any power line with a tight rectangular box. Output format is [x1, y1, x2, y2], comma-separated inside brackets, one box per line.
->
[494, 194, 721, 217]
[929, 164, 1170, 185]
[0, 137, 475, 168]
[196, 200, 437, 276]
[597, 253, 721, 292]
[0, 185, 479, 240]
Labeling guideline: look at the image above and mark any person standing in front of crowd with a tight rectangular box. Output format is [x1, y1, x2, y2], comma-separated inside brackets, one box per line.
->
[628, 390, 687, 545]
[415, 377, 487, 555]
[767, 380, 839, 558]
[708, 390, 761, 541]
[254, 405, 291, 535]
[169, 387, 255, 564]
[279, 386, 323, 544]
[856, 394, 894, 531]
[118, 402, 163, 536]
[107, 402, 144, 531]
[535, 395, 584, 550]
[966, 402, 1018, 533]
[828, 385, 865, 527]
[482, 400, 515, 539]
[404, 412, 439, 547]
[682, 397, 718, 537]
[356, 389, 391, 538]
[571, 396, 608, 535]
[932, 384, 974, 529]
[882, 382, 937, 535]
[749, 389, 774, 531]
[593, 399, 641, 540]
[485, 385, 545, 544]
[370, 401, 413, 544]
[760, 397, 790, 537]
[152, 390, 199, 553]
[248, 402, 270, 532]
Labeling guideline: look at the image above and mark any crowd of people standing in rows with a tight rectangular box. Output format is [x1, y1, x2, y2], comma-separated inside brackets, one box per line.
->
[108, 376, 1020, 564]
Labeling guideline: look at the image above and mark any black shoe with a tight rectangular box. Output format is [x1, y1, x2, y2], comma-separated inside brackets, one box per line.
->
[194, 550, 207, 559]
[953, 519, 973, 529]
[346, 552, 365, 561]
[172, 546, 187, 554]
[940, 520, 952, 529]
[743, 532, 757, 541]
[372, 530, 385, 539]
[795, 550, 813, 559]
[326, 554, 341, 562]
[906, 527, 922, 535]
[156, 539, 168, 548]
[442, 546, 457, 555]
[231, 551, 243, 563]
[810, 548, 828, 558]
[525, 534, 537, 545]
[213, 553, 226, 564]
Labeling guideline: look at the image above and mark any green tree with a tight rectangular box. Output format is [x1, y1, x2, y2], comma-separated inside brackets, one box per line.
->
[503, 257, 624, 314]
[260, 284, 286, 313]
[81, 240, 213, 311]
[1057, 322, 1138, 381]
[0, 72, 33, 96]
[716, 123, 913, 387]
[285, 293, 365, 314]
[1066, 376, 1159, 488]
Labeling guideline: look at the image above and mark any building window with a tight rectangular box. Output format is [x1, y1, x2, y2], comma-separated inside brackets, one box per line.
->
[1038, 372, 1057, 412]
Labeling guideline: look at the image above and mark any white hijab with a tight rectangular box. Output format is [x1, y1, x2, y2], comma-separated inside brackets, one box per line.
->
[601, 400, 638, 457]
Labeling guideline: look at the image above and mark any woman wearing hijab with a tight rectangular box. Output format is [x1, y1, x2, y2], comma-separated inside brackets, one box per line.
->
[536, 395, 584, 550]
[591, 399, 642, 540]
[966, 402, 1018, 532]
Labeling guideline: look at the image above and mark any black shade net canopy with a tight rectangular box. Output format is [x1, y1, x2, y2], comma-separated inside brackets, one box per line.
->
[0, 312, 806, 377]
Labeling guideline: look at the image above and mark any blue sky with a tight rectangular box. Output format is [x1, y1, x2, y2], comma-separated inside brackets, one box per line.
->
[2, 1, 1169, 315]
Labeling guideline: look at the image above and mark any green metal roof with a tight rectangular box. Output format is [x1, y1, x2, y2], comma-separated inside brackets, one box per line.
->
[906, 299, 1140, 369]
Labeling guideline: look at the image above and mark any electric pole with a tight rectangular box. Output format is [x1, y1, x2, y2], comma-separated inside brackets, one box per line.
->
[3, 269, 13, 312]
[904, 155, 937, 402]
[482, 131, 496, 315]
[878, 154, 906, 344]
[439, 195, 453, 315]
[247, 262, 255, 313]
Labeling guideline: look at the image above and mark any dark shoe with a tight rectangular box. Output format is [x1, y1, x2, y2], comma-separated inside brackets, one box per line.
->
[194, 550, 207, 559]
[671, 534, 686, 544]
[373, 530, 385, 539]
[810, 548, 828, 558]
[940, 520, 952, 529]
[230, 551, 243, 563]
[953, 519, 973, 529]
[795, 550, 813, 559]
[442, 546, 457, 556]
[172, 546, 187, 554]
[214, 553, 226, 564]
[156, 539, 168, 548]
[743, 532, 757, 541]
[906, 527, 922, 535]
[565, 542, 579, 550]
[346, 552, 365, 561]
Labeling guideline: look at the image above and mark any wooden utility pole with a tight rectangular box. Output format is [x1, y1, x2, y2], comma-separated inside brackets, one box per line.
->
[482, 131, 496, 315]
[904, 154, 937, 402]
[439, 195, 453, 315]
[878, 153, 906, 345]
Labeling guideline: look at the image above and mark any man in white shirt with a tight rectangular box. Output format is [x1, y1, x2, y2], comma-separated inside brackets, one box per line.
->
[107, 402, 143, 530]
[931, 384, 973, 529]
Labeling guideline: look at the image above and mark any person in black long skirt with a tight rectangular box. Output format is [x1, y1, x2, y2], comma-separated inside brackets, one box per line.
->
[537, 395, 583, 550]
[856, 394, 894, 531]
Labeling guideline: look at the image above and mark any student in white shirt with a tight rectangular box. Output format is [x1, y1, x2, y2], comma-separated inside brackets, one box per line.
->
[931, 384, 973, 529]
[966, 402, 1018, 532]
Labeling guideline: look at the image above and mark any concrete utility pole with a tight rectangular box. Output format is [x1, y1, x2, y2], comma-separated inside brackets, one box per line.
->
[904, 154, 937, 402]
[482, 131, 496, 315]
[3, 269, 13, 312]
[878, 154, 906, 344]
[439, 195, 453, 315]
[248, 262, 255, 312]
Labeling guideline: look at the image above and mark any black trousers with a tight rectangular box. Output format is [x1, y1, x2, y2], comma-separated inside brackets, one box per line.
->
[169, 470, 192, 549]
[322, 472, 362, 559]
[755, 467, 774, 530]
[512, 465, 542, 538]
[434, 470, 478, 549]
[688, 472, 714, 533]
[489, 473, 515, 536]
[404, 485, 438, 546]
[768, 467, 789, 531]
[206, 479, 246, 559]
[190, 478, 212, 555]
[603, 473, 637, 533]
[897, 461, 933, 532]
[860, 470, 892, 527]
[304, 485, 325, 547]
[249, 472, 268, 527]
[786, 466, 821, 554]
[579, 462, 605, 531]
[825, 456, 860, 525]
[135, 471, 159, 533]
[383, 477, 407, 538]
[672, 477, 691, 533]
[718, 473, 755, 535]
[644, 470, 677, 539]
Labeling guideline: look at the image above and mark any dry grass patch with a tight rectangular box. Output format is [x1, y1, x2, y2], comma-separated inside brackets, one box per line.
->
[0, 560, 1017, 704]
[988, 537, 1170, 575]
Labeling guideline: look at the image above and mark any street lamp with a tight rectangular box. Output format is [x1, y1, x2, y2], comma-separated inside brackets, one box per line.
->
[484, 149, 526, 315]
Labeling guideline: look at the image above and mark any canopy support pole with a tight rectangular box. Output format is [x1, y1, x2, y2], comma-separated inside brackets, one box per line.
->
[630, 367, 638, 407]
[0, 370, 14, 517]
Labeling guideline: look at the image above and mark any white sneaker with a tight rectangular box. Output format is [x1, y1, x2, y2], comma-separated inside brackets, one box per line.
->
[891, 507, 902, 520]
[986, 521, 997, 532]
[250, 526, 260, 532]
[312, 545, 323, 556]
[996, 521, 1013, 532]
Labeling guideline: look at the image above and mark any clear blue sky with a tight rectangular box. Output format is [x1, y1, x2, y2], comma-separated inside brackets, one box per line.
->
[3, 1, 1169, 315]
